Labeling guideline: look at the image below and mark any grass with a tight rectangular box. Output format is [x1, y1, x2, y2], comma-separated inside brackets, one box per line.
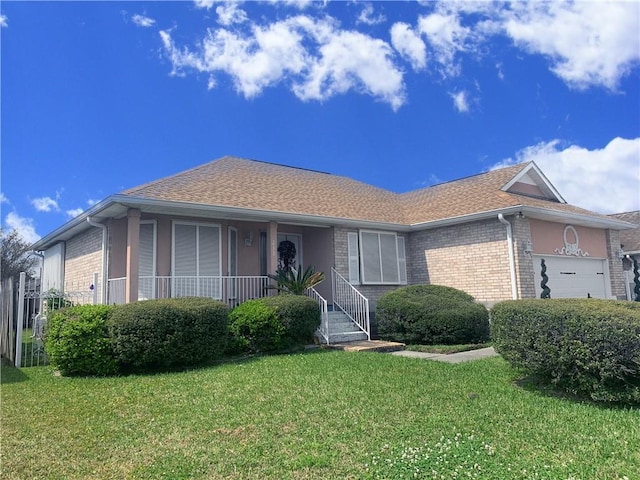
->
[404, 343, 491, 354]
[2, 351, 638, 479]
[17, 328, 48, 367]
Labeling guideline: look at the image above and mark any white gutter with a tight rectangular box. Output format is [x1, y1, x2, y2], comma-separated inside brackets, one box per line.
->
[87, 217, 108, 304]
[498, 213, 518, 300]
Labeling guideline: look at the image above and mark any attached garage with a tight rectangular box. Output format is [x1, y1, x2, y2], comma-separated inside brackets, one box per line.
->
[532, 255, 610, 299]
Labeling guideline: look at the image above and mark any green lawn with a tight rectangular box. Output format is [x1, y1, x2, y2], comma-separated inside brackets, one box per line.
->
[2, 351, 638, 479]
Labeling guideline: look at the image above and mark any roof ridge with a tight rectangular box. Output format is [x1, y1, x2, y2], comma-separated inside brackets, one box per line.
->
[399, 161, 531, 197]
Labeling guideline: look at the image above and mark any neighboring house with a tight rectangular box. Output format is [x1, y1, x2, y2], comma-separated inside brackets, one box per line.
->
[608, 211, 640, 300]
[32, 156, 635, 338]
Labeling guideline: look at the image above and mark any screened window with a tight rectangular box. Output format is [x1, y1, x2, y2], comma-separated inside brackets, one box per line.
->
[172, 222, 221, 298]
[42, 243, 65, 291]
[138, 221, 156, 300]
[354, 231, 407, 285]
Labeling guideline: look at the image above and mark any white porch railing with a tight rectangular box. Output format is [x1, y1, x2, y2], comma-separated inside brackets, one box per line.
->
[108, 277, 126, 305]
[306, 287, 329, 344]
[331, 268, 370, 340]
[107, 276, 270, 308]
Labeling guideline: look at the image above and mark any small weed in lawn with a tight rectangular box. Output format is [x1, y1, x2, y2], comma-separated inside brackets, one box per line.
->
[365, 432, 495, 479]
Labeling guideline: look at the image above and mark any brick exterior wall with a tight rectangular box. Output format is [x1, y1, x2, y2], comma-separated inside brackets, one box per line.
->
[64, 228, 103, 302]
[407, 218, 513, 303]
[332, 220, 625, 307]
[332, 227, 403, 310]
[605, 229, 626, 299]
[512, 215, 536, 299]
[332, 226, 350, 280]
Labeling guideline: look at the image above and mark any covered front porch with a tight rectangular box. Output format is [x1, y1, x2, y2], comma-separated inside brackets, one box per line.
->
[105, 209, 371, 343]
[107, 209, 337, 302]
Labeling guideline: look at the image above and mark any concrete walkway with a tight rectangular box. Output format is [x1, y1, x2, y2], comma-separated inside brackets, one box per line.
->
[390, 347, 498, 364]
[325, 340, 499, 363]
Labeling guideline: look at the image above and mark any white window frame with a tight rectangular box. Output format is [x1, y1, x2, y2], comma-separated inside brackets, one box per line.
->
[171, 221, 222, 297]
[358, 230, 407, 285]
[347, 232, 360, 284]
[138, 220, 157, 300]
[42, 242, 65, 291]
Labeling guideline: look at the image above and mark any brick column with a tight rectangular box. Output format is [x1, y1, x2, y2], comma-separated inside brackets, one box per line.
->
[513, 215, 535, 299]
[268, 221, 278, 274]
[605, 229, 626, 299]
[332, 227, 350, 278]
[125, 208, 141, 303]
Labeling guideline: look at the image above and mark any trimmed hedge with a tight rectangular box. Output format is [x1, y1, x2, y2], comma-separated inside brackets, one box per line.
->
[45, 305, 118, 376]
[108, 297, 229, 371]
[376, 285, 490, 345]
[228, 295, 321, 354]
[491, 299, 640, 404]
[228, 300, 284, 353]
[260, 295, 321, 347]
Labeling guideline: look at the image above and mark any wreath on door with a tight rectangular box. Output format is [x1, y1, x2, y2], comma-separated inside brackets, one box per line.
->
[278, 240, 297, 272]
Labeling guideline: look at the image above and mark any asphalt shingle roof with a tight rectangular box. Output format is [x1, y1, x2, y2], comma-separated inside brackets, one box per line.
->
[123, 157, 406, 224]
[608, 211, 640, 252]
[122, 156, 619, 226]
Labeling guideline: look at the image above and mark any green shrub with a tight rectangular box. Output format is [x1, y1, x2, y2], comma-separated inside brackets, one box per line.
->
[491, 299, 640, 404]
[108, 297, 228, 371]
[228, 300, 284, 353]
[228, 295, 320, 354]
[260, 295, 321, 347]
[376, 285, 490, 345]
[43, 289, 74, 312]
[45, 305, 118, 376]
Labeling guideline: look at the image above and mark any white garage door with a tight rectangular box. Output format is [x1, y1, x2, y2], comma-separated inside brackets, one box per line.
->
[532, 256, 609, 299]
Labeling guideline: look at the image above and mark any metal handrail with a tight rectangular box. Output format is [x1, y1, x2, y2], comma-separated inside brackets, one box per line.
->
[331, 268, 370, 340]
[306, 287, 329, 344]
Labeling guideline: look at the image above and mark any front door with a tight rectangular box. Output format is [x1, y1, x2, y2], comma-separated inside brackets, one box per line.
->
[277, 233, 302, 271]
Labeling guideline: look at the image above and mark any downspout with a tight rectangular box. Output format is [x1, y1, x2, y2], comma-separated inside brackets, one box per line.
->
[498, 214, 518, 300]
[87, 217, 108, 304]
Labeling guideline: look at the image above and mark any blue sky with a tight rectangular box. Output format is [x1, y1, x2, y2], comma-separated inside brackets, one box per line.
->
[1, 1, 639, 244]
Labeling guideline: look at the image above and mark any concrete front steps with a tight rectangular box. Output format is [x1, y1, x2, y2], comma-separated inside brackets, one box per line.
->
[322, 310, 369, 343]
[327, 340, 406, 353]
[317, 311, 404, 353]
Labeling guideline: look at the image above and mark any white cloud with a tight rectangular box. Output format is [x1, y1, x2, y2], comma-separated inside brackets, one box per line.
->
[416, 1, 639, 90]
[293, 26, 405, 110]
[5, 212, 40, 244]
[494, 137, 640, 214]
[66, 208, 85, 218]
[503, 2, 639, 91]
[194, 0, 215, 10]
[267, 0, 315, 9]
[0, 193, 9, 204]
[132, 14, 156, 28]
[162, 2, 639, 108]
[87, 199, 99, 207]
[390, 22, 426, 71]
[31, 196, 60, 213]
[161, 15, 406, 109]
[357, 3, 386, 26]
[216, 3, 247, 26]
[0, 14, 7, 28]
[450, 90, 469, 113]
[417, 11, 474, 78]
